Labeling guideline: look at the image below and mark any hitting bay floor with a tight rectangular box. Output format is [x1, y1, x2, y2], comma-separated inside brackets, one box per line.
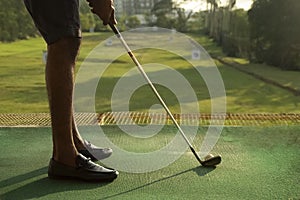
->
[0, 125, 299, 200]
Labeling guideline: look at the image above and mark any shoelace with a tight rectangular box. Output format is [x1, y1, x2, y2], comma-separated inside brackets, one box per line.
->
[84, 140, 111, 155]
[85, 140, 92, 147]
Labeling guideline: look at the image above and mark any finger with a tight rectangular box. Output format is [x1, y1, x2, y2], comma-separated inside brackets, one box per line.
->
[110, 9, 117, 24]
[103, 7, 114, 25]
[102, 17, 110, 25]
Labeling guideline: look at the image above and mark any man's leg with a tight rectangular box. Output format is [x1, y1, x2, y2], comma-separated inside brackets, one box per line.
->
[46, 37, 81, 167]
[46, 37, 118, 181]
[71, 114, 85, 150]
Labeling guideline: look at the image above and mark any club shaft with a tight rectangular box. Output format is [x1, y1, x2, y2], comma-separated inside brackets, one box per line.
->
[109, 24, 203, 163]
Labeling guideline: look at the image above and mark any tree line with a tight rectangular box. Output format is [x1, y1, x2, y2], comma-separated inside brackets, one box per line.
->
[1, 0, 299, 70]
[0, 0, 37, 41]
[0, 0, 199, 42]
[205, 0, 300, 70]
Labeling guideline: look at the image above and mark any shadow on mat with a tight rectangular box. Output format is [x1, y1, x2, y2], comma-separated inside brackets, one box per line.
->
[1, 167, 110, 200]
[100, 166, 215, 200]
[0, 167, 47, 189]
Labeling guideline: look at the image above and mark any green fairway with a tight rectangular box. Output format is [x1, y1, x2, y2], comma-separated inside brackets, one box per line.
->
[0, 126, 299, 199]
[219, 57, 300, 92]
[1, 32, 299, 114]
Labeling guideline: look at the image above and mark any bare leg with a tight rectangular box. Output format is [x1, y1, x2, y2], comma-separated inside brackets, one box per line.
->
[46, 37, 81, 167]
[72, 114, 85, 150]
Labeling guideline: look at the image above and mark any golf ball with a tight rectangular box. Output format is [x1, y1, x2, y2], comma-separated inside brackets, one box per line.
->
[204, 154, 214, 160]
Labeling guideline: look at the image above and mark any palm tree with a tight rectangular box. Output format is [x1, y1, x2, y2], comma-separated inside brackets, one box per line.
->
[207, 0, 219, 37]
[228, 0, 236, 10]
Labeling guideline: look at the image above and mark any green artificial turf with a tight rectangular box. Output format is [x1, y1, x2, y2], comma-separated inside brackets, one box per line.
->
[0, 126, 299, 200]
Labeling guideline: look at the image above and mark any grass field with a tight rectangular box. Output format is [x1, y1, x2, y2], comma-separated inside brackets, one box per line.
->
[220, 57, 300, 91]
[0, 126, 299, 199]
[1, 32, 300, 114]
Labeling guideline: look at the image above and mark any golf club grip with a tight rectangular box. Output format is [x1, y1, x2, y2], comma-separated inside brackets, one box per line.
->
[109, 23, 119, 35]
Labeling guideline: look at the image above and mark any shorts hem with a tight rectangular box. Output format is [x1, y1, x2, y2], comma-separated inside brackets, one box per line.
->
[45, 28, 82, 45]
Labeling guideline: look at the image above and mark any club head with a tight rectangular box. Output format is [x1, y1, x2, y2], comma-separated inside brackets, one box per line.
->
[201, 155, 222, 167]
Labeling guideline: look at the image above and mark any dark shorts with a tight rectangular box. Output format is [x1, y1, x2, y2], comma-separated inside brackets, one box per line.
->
[24, 0, 82, 45]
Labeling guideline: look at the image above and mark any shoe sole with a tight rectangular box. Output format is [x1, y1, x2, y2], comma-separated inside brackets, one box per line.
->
[48, 172, 118, 182]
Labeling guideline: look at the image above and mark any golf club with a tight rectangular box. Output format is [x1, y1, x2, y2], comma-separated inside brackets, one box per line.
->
[109, 23, 221, 167]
